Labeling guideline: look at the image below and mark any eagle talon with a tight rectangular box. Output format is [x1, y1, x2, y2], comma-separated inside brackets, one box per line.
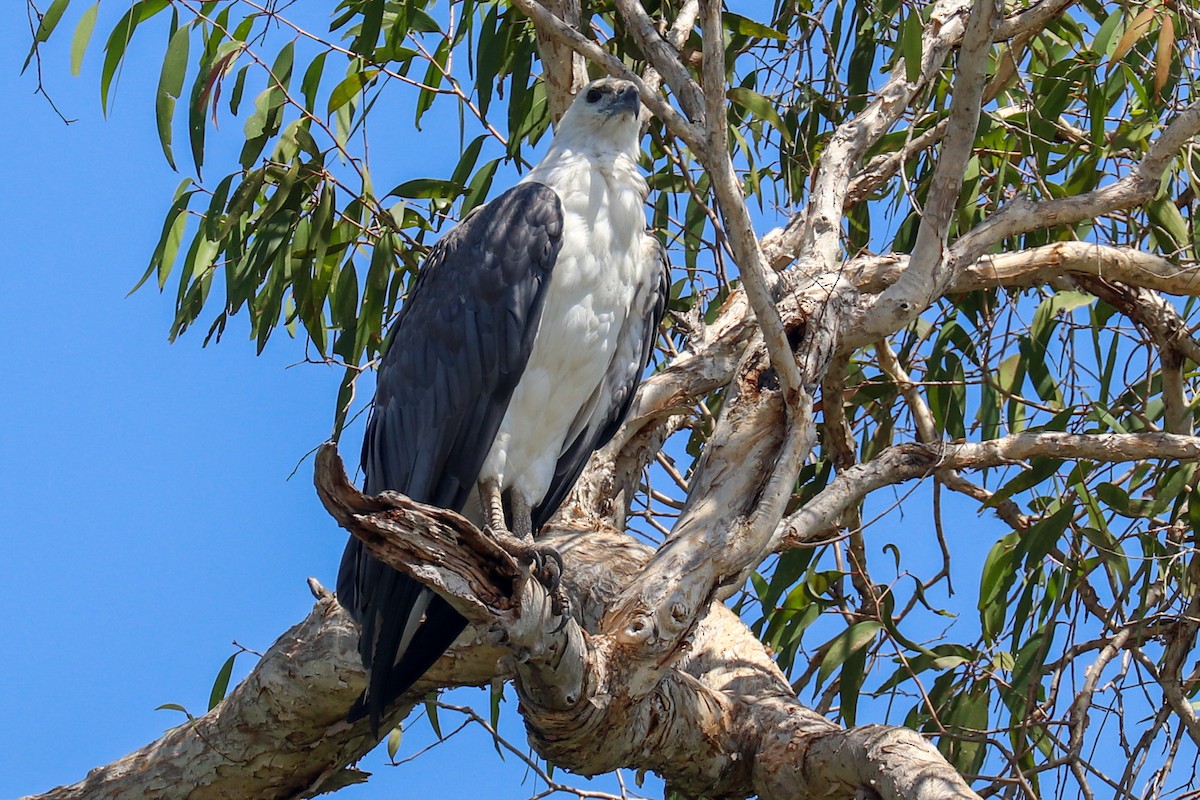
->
[489, 532, 572, 626]
[548, 590, 572, 632]
[530, 547, 572, 628]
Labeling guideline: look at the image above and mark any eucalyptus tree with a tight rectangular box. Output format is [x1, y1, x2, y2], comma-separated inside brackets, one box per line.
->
[21, 0, 1200, 798]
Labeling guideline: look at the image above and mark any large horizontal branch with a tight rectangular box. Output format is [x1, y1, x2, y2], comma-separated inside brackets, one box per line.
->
[319, 441, 980, 800]
[849, 242, 1200, 297]
[19, 594, 378, 800]
[577, 240, 1200, 517]
[314, 443, 591, 710]
[775, 432, 1200, 548]
[568, 238, 1200, 529]
[995, 0, 1077, 39]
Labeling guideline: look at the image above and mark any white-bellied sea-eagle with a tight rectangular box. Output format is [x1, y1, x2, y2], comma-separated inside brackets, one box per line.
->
[336, 77, 668, 733]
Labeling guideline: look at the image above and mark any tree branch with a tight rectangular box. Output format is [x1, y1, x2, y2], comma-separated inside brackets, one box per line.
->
[23, 445, 987, 800]
[509, 0, 705, 150]
[533, 0, 588, 121]
[950, 98, 1200, 267]
[902, 0, 998, 298]
[775, 433, 1200, 548]
[762, 0, 973, 273]
[612, 0, 704, 122]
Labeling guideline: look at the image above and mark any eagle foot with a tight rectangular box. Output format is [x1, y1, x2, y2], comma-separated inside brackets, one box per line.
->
[488, 529, 572, 628]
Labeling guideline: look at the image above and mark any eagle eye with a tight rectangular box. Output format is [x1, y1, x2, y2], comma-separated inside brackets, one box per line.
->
[585, 87, 602, 104]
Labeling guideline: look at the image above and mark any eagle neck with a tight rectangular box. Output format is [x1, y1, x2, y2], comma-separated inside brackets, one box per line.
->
[523, 141, 647, 201]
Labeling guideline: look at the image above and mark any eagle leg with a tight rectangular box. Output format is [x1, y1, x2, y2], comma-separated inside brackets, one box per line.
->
[510, 490, 570, 627]
[480, 477, 508, 533]
[510, 491, 533, 541]
[478, 480, 571, 627]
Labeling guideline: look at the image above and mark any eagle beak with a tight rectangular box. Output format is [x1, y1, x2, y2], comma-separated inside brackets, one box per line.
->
[614, 84, 640, 116]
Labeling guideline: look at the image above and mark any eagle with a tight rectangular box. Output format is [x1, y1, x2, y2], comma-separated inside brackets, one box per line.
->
[336, 77, 669, 733]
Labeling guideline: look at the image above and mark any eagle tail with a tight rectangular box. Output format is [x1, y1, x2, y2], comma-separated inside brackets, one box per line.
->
[347, 595, 468, 734]
[339, 540, 469, 736]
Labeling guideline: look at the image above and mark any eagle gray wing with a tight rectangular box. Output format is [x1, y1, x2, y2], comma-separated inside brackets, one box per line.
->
[337, 182, 564, 732]
[532, 237, 670, 529]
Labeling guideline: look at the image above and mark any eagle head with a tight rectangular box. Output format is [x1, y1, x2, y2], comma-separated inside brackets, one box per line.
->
[556, 78, 643, 155]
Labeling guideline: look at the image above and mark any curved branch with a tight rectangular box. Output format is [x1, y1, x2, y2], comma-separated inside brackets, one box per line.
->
[612, 0, 704, 122]
[762, 0, 973, 272]
[899, 0, 998, 302]
[950, 99, 1200, 268]
[533, 0, 587, 121]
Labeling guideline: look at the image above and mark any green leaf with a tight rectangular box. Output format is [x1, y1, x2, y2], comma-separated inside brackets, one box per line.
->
[817, 621, 883, 686]
[1146, 197, 1189, 254]
[331, 365, 356, 441]
[70, 3, 99, 76]
[207, 651, 240, 711]
[189, 44, 244, 177]
[155, 24, 190, 170]
[101, 0, 170, 115]
[1015, 503, 1074, 569]
[35, 0, 71, 43]
[353, 0, 385, 56]
[354, 234, 393, 358]
[1094, 482, 1154, 518]
[386, 178, 460, 200]
[450, 134, 487, 192]
[131, 177, 193, 295]
[425, 695, 443, 740]
[23, 0, 72, 73]
[1011, 626, 1055, 693]
[327, 68, 378, 115]
[723, 12, 788, 41]
[727, 87, 794, 146]
[240, 42, 294, 169]
[228, 64, 249, 116]
[301, 52, 328, 113]
[474, 4, 501, 117]
[331, 257, 360, 362]
[838, 642, 868, 726]
[986, 458, 1063, 508]
[978, 532, 1019, 641]
[155, 702, 195, 719]
[489, 681, 505, 758]
[900, 9, 923, 84]
[461, 158, 499, 215]
[941, 684, 990, 774]
[386, 726, 402, 761]
[415, 37, 450, 128]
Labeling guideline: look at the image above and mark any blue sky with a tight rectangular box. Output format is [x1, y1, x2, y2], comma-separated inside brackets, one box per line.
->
[0, 6, 635, 798]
